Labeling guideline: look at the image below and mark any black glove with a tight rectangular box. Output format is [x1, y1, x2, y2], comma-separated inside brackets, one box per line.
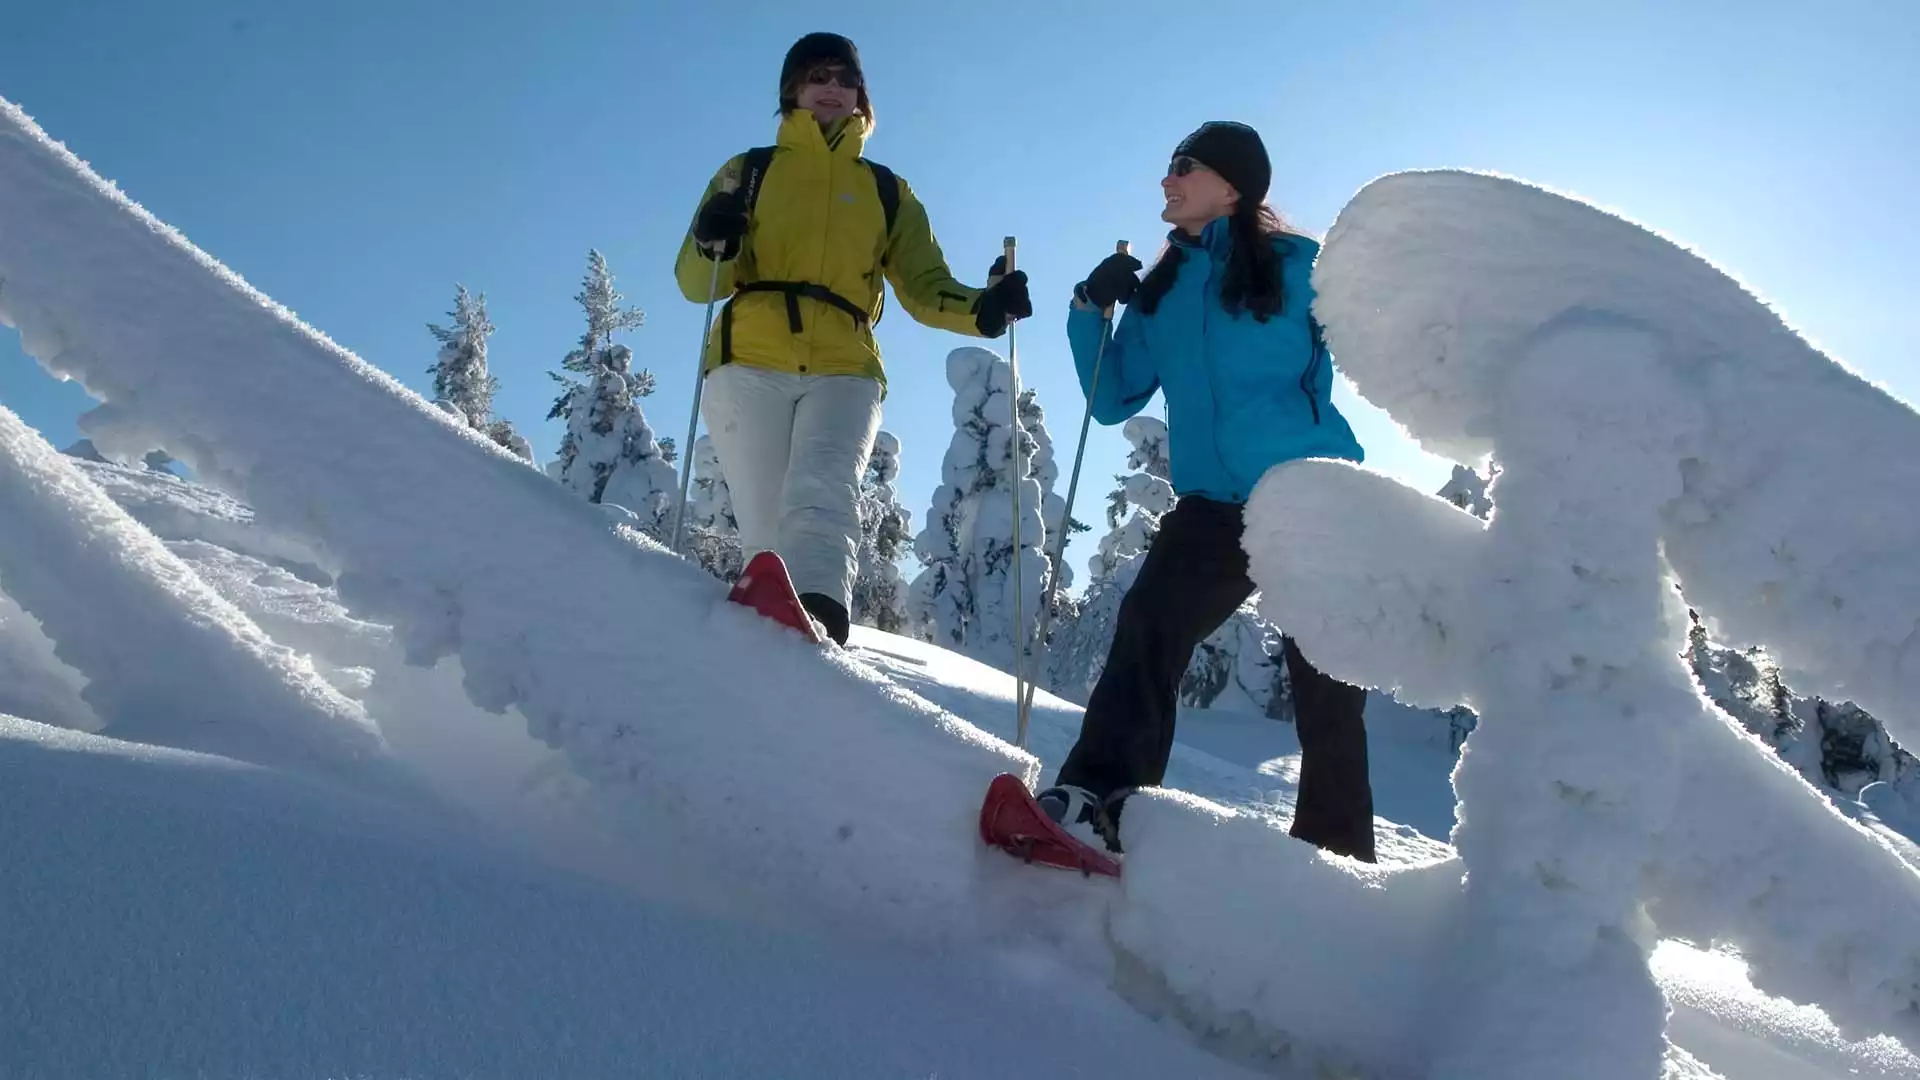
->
[975, 256, 1032, 337]
[1079, 251, 1143, 309]
[692, 189, 749, 256]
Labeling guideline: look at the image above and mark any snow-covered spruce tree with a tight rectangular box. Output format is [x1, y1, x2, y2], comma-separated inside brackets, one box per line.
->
[548, 249, 649, 474]
[426, 285, 533, 461]
[908, 347, 1073, 673]
[546, 251, 673, 530]
[1181, 612, 1287, 716]
[557, 344, 678, 536]
[1022, 384, 1089, 585]
[1438, 461, 1496, 518]
[853, 430, 911, 633]
[1687, 614, 1920, 816]
[1047, 416, 1175, 699]
[484, 419, 533, 461]
[685, 434, 742, 583]
[1090, 415, 1173, 580]
[429, 284, 499, 429]
[908, 348, 1010, 657]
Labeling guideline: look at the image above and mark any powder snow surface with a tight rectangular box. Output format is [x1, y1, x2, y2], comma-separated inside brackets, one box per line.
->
[0, 714, 1256, 1080]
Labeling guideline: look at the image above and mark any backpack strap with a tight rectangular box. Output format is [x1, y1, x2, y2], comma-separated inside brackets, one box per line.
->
[863, 159, 900, 251]
[863, 159, 899, 328]
[738, 145, 776, 216]
[719, 146, 777, 364]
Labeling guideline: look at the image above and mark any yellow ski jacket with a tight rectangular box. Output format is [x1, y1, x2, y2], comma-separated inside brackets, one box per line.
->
[675, 111, 993, 388]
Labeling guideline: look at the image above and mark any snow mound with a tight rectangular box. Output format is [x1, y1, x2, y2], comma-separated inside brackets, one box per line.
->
[1310, 168, 1920, 744]
[1240, 168, 1920, 1076]
[1112, 789, 1461, 1075]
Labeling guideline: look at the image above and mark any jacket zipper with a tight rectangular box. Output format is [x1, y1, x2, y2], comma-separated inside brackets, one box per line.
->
[802, 144, 837, 371]
[1200, 248, 1233, 495]
[1299, 318, 1324, 426]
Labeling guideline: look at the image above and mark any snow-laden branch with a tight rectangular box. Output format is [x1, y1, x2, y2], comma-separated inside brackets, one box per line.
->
[0, 404, 393, 786]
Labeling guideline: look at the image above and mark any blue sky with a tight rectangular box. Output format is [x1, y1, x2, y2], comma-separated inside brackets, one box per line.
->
[2, 0, 1914, 555]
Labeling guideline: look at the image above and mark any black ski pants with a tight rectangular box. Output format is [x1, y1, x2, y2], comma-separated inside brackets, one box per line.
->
[1056, 495, 1377, 862]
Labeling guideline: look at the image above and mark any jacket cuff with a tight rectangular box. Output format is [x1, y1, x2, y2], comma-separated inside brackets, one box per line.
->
[695, 237, 740, 262]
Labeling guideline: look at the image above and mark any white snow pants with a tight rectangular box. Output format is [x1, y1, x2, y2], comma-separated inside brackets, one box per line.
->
[699, 364, 883, 608]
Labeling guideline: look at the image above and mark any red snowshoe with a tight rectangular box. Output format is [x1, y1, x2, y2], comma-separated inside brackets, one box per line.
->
[979, 773, 1123, 878]
[727, 551, 826, 645]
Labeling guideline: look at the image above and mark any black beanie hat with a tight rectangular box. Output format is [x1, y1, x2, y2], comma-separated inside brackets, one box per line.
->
[780, 32, 863, 107]
[1173, 121, 1271, 208]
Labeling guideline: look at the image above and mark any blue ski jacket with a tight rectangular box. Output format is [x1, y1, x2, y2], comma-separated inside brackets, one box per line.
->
[1068, 218, 1363, 504]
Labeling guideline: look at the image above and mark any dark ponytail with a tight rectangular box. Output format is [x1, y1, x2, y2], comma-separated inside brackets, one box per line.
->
[1135, 203, 1295, 322]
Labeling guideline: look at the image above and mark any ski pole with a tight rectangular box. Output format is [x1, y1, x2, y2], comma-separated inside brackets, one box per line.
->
[669, 255, 721, 555]
[1019, 241, 1129, 737]
[670, 177, 738, 555]
[1000, 235, 1032, 743]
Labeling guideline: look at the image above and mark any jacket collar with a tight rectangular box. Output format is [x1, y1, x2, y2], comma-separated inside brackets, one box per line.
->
[1168, 216, 1235, 259]
[776, 109, 870, 157]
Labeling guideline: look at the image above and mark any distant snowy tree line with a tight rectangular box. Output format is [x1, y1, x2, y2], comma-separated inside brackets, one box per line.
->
[1441, 461, 1919, 816]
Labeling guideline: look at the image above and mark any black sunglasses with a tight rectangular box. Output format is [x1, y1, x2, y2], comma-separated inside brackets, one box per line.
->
[804, 66, 861, 90]
[1168, 155, 1209, 177]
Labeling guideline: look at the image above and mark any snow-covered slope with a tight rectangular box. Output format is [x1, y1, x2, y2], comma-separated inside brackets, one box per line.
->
[1, 95, 1915, 1079]
[0, 714, 1263, 1080]
[0, 94, 1037, 945]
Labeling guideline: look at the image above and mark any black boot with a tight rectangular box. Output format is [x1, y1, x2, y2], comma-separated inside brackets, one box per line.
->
[1036, 784, 1128, 854]
[798, 592, 850, 646]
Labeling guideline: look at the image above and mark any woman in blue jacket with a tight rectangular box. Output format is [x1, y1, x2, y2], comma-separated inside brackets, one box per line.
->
[1040, 122, 1376, 862]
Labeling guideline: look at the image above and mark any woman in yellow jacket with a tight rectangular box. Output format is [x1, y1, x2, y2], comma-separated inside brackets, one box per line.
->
[676, 32, 1029, 645]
